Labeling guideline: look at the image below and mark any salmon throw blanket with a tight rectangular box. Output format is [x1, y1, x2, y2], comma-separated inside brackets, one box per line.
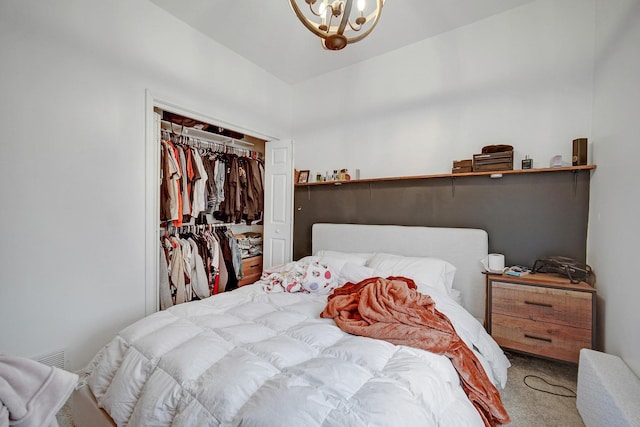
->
[321, 276, 510, 427]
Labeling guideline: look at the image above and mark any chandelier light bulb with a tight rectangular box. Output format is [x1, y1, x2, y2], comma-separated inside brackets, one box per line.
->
[319, 2, 327, 28]
[331, 1, 344, 17]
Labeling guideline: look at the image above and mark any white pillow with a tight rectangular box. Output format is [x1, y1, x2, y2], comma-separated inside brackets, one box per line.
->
[339, 263, 376, 285]
[315, 255, 349, 274]
[366, 252, 457, 295]
[315, 249, 374, 265]
[314, 250, 372, 271]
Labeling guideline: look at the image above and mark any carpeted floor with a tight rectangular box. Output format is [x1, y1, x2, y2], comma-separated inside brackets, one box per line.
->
[501, 351, 584, 426]
[56, 351, 585, 427]
[56, 400, 74, 427]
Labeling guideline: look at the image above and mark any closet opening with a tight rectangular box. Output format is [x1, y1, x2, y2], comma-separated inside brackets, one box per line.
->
[145, 89, 294, 316]
[156, 107, 268, 310]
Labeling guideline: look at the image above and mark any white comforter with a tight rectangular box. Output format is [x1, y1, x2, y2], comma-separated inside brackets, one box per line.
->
[83, 284, 509, 427]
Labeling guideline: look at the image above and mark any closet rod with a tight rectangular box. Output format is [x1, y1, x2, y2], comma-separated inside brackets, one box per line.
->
[161, 120, 254, 147]
[163, 222, 237, 234]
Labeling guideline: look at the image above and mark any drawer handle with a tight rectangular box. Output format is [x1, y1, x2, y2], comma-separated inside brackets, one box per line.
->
[524, 300, 553, 308]
[524, 334, 552, 343]
[249, 264, 261, 268]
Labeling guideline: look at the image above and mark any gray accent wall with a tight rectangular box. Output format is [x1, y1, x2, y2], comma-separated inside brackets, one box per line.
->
[293, 169, 591, 268]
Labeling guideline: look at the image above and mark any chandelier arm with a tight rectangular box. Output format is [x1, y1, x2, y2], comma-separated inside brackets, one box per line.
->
[307, 1, 322, 18]
[348, 21, 362, 32]
[336, 0, 354, 36]
[344, 0, 383, 43]
[289, 0, 330, 39]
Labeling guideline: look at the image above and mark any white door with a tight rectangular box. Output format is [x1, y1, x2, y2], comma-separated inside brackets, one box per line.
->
[263, 139, 294, 268]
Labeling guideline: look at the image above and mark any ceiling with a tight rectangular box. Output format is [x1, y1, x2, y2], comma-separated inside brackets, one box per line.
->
[150, 0, 534, 85]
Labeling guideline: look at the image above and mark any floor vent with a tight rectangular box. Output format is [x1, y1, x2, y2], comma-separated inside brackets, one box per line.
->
[36, 350, 66, 370]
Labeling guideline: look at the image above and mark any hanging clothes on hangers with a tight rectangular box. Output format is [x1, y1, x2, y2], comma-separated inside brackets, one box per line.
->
[215, 226, 239, 292]
[167, 234, 187, 305]
[212, 152, 227, 213]
[190, 147, 208, 218]
[176, 144, 193, 221]
[158, 118, 263, 310]
[193, 229, 219, 295]
[160, 139, 183, 226]
[242, 156, 265, 225]
[187, 236, 209, 300]
[159, 223, 244, 310]
[159, 241, 173, 311]
[160, 126, 264, 226]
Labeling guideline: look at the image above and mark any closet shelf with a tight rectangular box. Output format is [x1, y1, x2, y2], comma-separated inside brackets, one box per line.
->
[295, 165, 596, 186]
[161, 120, 254, 148]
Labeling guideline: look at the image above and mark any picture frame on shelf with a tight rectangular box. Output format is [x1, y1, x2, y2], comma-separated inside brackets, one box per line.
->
[297, 170, 310, 184]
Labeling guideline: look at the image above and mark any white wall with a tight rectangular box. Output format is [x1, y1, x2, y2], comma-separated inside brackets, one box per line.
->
[292, 0, 595, 179]
[589, 0, 640, 375]
[0, 0, 292, 370]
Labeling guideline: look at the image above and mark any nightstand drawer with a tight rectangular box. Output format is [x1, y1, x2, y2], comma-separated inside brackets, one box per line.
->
[492, 313, 591, 363]
[238, 256, 263, 287]
[492, 281, 592, 329]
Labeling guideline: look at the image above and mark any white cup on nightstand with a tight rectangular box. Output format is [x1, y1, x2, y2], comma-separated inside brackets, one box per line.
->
[481, 253, 505, 273]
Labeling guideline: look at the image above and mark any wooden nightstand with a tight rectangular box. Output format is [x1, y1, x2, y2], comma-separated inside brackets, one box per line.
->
[486, 272, 596, 364]
[238, 255, 263, 287]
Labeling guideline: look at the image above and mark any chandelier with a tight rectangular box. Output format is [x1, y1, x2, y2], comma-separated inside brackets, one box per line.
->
[289, 0, 385, 50]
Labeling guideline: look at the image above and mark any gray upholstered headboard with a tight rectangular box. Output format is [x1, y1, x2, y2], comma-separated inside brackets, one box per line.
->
[312, 223, 489, 323]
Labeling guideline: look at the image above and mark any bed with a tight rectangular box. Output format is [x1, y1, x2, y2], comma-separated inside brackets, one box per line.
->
[72, 224, 511, 426]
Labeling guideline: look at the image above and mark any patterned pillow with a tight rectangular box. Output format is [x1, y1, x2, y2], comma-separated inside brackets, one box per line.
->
[301, 261, 338, 295]
[262, 260, 338, 294]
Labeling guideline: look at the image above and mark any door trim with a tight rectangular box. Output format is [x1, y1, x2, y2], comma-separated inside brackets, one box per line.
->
[144, 89, 278, 315]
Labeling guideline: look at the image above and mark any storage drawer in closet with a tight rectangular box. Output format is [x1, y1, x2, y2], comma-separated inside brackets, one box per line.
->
[238, 255, 263, 287]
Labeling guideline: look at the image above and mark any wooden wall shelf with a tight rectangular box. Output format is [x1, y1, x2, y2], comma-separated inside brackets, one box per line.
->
[295, 164, 596, 186]
[293, 163, 593, 264]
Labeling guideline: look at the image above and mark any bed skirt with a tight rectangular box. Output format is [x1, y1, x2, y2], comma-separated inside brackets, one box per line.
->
[71, 385, 116, 427]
